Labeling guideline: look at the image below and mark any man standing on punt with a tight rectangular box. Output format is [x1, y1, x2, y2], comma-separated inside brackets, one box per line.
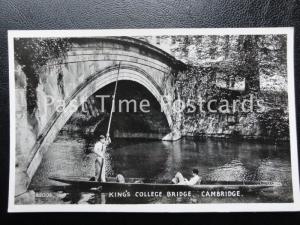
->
[91, 135, 111, 182]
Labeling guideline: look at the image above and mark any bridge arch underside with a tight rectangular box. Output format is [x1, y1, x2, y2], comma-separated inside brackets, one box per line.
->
[27, 66, 173, 178]
[73, 80, 172, 138]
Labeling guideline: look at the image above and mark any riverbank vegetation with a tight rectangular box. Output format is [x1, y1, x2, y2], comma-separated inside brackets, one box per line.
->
[169, 35, 289, 141]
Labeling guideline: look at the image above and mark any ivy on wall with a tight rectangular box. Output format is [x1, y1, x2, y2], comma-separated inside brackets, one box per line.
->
[14, 38, 70, 115]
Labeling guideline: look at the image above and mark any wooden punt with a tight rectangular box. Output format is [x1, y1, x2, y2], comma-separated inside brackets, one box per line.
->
[49, 176, 281, 192]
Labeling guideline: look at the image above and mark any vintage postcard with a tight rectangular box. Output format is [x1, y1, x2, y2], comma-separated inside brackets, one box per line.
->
[8, 28, 300, 212]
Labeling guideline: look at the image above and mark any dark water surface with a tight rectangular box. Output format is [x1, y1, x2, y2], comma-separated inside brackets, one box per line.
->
[30, 133, 293, 204]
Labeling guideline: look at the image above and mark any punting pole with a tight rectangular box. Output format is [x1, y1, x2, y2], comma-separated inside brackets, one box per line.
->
[106, 62, 121, 138]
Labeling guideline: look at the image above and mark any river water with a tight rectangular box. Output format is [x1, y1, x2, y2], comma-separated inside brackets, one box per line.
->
[30, 133, 293, 204]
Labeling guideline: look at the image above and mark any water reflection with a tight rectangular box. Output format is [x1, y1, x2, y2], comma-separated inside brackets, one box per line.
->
[30, 133, 293, 204]
[205, 160, 248, 181]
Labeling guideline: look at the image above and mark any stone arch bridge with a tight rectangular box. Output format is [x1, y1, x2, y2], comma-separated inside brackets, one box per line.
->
[15, 37, 187, 194]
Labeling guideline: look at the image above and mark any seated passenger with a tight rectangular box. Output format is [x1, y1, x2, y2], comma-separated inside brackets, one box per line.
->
[171, 169, 200, 185]
[172, 172, 187, 185]
[116, 174, 125, 183]
[187, 169, 201, 185]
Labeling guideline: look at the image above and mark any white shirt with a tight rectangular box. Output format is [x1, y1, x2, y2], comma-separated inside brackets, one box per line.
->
[185, 175, 200, 185]
[93, 141, 105, 158]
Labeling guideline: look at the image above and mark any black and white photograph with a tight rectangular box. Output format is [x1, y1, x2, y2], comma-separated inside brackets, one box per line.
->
[8, 28, 300, 212]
